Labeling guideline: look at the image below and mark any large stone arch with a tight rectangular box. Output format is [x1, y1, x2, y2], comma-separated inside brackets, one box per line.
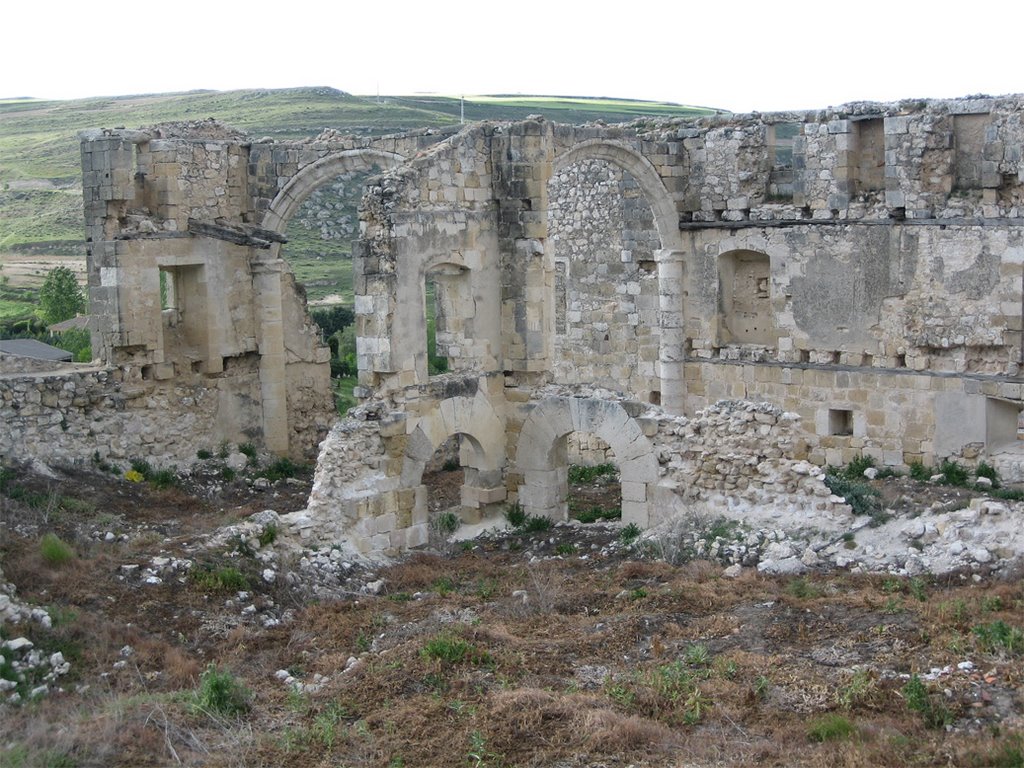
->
[261, 148, 408, 236]
[400, 391, 508, 520]
[553, 139, 681, 252]
[552, 139, 686, 413]
[516, 397, 658, 526]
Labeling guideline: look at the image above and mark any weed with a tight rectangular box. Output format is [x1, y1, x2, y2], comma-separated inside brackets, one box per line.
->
[124, 469, 145, 483]
[630, 587, 647, 600]
[807, 713, 856, 742]
[522, 515, 553, 533]
[993, 487, 1024, 501]
[902, 673, 952, 729]
[909, 460, 931, 481]
[265, 457, 302, 482]
[238, 442, 257, 461]
[844, 454, 876, 479]
[190, 565, 249, 593]
[567, 463, 618, 484]
[981, 596, 1004, 613]
[973, 621, 1024, 655]
[193, 664, 251, 716]
[786, 577, 821, 599]
[421, 634, 490, 665]
[355, 632, 372, 653]
[467, 729, 503, 767]
[474, 579, 497, 599]
[837, 668, 875, 709]
[684, 643, 710, 667]
[149, 468, 177, 489]
[504, 503, 526, 529]
[575, 505, 621, 523]
[129, 458, 153, 479]
[555, 542, 577, 556]
[39, 533, 74, 566]
[909, 576, 928, 602]
[432, 576, 456, 596]
[432, 511, 462, 536]
[257, 523, 278, 547]
[196, 448, 212, 460]
[683, 686, 711, 724]
[754, 675, 771, 698]
[220, 465, 237, 482]
[938, 459, 970, 487]
[976, 461, 1001, 487]
[605, 680, 636, 709]
[619, 522, 642, 544]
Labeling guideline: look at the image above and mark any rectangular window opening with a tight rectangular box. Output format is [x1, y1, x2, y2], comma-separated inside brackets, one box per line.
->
[829, 408, 854, 436]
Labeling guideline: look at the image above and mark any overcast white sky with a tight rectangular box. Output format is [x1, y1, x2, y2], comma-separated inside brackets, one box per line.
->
[4, 1, 1020, 112]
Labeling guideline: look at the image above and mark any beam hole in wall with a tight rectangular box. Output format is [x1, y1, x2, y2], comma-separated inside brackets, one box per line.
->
[565, 432, 622, 524]
[828, 408, 854, 437]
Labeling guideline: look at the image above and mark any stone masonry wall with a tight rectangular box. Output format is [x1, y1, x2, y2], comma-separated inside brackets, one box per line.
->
[0, 366, 248, 469]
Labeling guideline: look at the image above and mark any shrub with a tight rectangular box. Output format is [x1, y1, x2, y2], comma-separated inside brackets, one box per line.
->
[908, 460, 931, 481]
[975, 461, 1001, 488]
[129, 458, 153, 480]
[522, 514, 553, 533]
[807, 714, 856, 742]
[39, 533, 74, 567]
[824, 473, 883, 522]
[149, 468, 177, 489]
[938, 459, 970, 487]
[238, 443, 257, 461]
[196, 449, 212, 460]
[194, 665, 251, 716]
[264, 457, 302, 482]
[843, 455, 876, 480]
[504, 503, 526, 528]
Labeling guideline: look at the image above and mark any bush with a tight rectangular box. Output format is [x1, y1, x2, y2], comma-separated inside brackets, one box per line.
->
[824, 474, 884, 522]
[843, 455, 876, 480]
[196, 449, 212, 460]
[264, 457, 302, 482]
[504, 503, 526, 528]
[902, 673, 952, 729]
[432, 511, 461, 536]
[194, 665, 251, 716]
[522, 514, 553, 533]
[39, 533, 75, 567]
[909, 460, 931, 481]
[975, 461, 1001, 488]
[938, 459, 970, 487]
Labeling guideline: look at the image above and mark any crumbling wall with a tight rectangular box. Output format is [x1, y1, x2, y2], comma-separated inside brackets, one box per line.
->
[0, 367, 246, 468]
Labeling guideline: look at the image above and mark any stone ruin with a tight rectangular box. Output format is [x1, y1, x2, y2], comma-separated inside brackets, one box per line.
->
[4, 96, 1024, 556]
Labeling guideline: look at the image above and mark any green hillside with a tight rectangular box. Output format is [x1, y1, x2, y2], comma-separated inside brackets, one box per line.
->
[0, 86, 720, 307]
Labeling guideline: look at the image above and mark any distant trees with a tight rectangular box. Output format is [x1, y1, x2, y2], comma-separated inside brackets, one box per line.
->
[39, 266, 85, 324]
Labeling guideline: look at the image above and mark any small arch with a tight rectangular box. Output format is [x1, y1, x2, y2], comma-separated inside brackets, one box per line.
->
[399, 393, 507, 522]
[261, 149, 407, 236]
[516, 396, 658, 526]
[553, 139, 680, 252]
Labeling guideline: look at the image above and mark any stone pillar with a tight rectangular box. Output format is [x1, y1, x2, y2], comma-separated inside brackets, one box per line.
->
[658, 249, 686, 413]
[252, 259, 289, 454]
[493, 119, 555, 378]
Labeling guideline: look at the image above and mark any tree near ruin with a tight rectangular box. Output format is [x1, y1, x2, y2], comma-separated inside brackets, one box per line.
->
[38, 266, 85, 324]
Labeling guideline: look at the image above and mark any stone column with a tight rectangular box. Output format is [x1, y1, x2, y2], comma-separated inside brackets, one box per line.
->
[252, 258, 289, 454]
[658, 249, 687, 413]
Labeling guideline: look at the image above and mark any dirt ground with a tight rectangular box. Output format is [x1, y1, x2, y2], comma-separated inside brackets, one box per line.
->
[1, 462, 1022, 767]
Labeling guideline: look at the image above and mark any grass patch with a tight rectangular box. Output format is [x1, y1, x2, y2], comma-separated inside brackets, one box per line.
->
[973, 621, 1024, 655]
[567, 463, 617, 484]
[807, 713, 856, 742]
[420, 634, 491, 666]
[193, 664, 251, 716]
[38, 533, 74, 566]
[190, 564, 249, 593]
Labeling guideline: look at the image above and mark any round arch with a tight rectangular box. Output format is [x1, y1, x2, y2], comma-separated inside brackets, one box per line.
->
[515, 396, 659, 526]
[552, 139, 681, 252]
[261, 149, 408, 236]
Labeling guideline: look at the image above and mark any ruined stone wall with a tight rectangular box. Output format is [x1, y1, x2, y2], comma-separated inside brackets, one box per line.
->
[549, 159, 661, 400]
[0, 367, 246, 468]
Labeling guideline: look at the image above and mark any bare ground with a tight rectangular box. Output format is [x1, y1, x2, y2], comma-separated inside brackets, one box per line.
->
[1, 463, 1022, 767]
